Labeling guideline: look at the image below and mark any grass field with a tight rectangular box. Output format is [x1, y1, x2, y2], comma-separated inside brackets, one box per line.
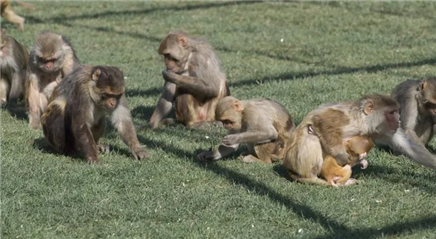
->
[1, 1, 436, 238]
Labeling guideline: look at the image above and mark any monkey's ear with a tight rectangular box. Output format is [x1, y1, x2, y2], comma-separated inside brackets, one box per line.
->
[363, 100, 374, 115]
[92, 69, 101, 81]
[419, 81, 427, 91]
[178, 35, 189, 47]
[233, 100, 243, 112]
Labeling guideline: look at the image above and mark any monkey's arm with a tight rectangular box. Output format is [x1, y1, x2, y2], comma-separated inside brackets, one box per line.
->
[71, 114, 99, 163]
[222, 128, 278, 145]
[162, 70, 219, 99]
[112, 96, 148, 160]
[149, 82, 176, 129]
[197, 144, 239, 161]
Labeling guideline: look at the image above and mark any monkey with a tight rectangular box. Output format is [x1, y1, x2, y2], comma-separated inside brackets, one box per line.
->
[197, 96, 295, 164]
[149, 31, 230, 129]
[320, 135, 374, 187]
[41, 65, 148, 163]
[1, 0, 25, 30]
[26, 31, 80, 129]
[0, 28, 28, 105]
[283, 94, 400, 186]
[374, 78, 436, 169]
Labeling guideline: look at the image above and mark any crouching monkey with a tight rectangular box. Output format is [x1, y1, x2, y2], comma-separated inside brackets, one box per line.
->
[0, 28, 28, 105]
[283, 94, 400, 186]
[41, 65, 148, 163]
[149, 31, 230, 129]
[321, 135, 374, 187]
[197, 96, 295, 164]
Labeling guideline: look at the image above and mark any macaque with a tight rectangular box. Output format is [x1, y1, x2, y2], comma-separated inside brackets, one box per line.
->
[197, 96, 295, 164]
[26, 31, 80, 129]
[149, 31, 230, 129]
[0, 28, 28, 105]
[1, 0, 25, 30]
[375, 78, 436, 169]
[283, 94, 400, 186]
[321, 135, 374, 187]
[41, 65, 148, 163]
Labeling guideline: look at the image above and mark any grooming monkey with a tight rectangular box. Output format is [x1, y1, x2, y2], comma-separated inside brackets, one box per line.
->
[321, 135, 374, 187]
[0, 0, 33, 30]
[41, 65, 148, 163]
[0, 28, 28, 104]
[283, 94, 400, 186]
[197, 96, 295, 164]
[26, 31, 80, 129]
[149, 31, 230, 129]
[375, 78, 436, 169]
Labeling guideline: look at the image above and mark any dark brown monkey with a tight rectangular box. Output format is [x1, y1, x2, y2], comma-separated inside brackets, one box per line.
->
[375, 78, 436, 169]
[26, 31, 80, 129]
[0, 0, 33, 30]
[197, 96, 295, 164]
[149, 31, 230, 129]
[321, 135, 374, 187]
[0, 28, 28, 104]
[41, 65, 148, 163]
[283, 94, 400, 186]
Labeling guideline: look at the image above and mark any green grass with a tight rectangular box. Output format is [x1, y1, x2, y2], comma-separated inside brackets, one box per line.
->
[2, 1, 436, 238]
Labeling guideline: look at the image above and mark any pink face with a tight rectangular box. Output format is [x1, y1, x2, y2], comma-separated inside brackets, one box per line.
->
[385, 110, 400, 131]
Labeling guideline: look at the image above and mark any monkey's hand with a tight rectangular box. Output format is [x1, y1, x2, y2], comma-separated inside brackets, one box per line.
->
[197, 150, 216, 161]
[359, 159, 368, 170]
[358, 152, 367, 160]
[132, 148, 148, 160]
[222, 135, 240, 146]
[162, 70, 180, 84]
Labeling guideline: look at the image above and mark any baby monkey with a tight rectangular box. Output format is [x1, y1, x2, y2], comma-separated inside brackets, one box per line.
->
[321, 135, 374, 187]
[197, 96, 295, 164]
[41, 65, 148, 163]
[0, 28, 28, 105]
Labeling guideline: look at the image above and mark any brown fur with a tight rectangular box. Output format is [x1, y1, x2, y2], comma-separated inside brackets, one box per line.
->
[149, 31, 230, 129]
[41, 65, 148, 163]
[283, 94, 399, 186]
[0, 28, 28, 104]
[26, 31, 80, 129]
[375, 78, 436, 169]
[321, 136, 374, 186]
[1, 0, 24, 30]
[197, 96, 295, 163]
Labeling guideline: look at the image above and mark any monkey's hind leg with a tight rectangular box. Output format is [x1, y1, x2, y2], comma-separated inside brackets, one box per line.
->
[41, 103, 69, 154]
[91, 118, 110, 153]
[288, 171, 331, 186]
[2, 3, 25, 30]
[0, 79, 9, 105]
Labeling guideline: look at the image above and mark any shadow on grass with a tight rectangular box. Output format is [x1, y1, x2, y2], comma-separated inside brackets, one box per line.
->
[126, 87, 162, 98]
[2, 101, 27, 121]
[32, 137, 86, 163]
[131, 105, 155, 120]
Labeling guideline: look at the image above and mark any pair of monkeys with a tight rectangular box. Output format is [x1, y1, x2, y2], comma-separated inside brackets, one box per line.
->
[1, 30, 147, 163]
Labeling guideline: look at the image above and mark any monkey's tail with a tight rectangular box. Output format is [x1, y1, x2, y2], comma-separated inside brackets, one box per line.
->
[391, 129, 436, 170]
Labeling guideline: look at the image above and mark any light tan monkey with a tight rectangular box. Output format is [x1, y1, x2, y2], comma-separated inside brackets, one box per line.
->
[0, 0, 29, 30]
[197, 96, 295, 164]
[26, 31, 80, 129]
[0, 28, 28, 105]
[283, 94, 400, 186]
[149, 31, 230, 129]
[375, 78, 436, 169]
[321, 135, 374, 187]
[41, 65, 148, 163]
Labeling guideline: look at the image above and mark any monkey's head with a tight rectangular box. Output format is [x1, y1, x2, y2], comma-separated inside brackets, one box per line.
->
[215, 96, 243, 131]
[34, 31, 68, 73]
[0, 29, 6, 49]
[359, 94, 400, 136]
[418, 78, 436, 115]
[158, 32, 191, 74]
[91, 66, 125, 111]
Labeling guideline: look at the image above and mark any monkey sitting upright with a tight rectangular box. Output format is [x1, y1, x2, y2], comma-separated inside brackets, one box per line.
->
[197, 96, 295, 164]
[321, 135, 374, 187]
[41, 65, 148, 163]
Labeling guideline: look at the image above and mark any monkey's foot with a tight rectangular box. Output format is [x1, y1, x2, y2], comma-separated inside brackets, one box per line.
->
[342, 178, 364, 186]
[239, 155, 265, 163]
[132, 148, 148, 160]
[97, 144, 111, 153]
[29, 121, 42, 130]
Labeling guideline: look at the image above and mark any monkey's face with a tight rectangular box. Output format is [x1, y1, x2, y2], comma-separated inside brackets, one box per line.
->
[99, 92, 122, 111]
[217, 110, 242, 131]
[381, 109, 400, 133]
[163, 53, 184, 73]
[37, 51, 63, 73]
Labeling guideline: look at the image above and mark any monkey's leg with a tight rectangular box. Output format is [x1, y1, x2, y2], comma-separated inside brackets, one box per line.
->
[2, 4, 25, 30]
[288, 171, 331, 186]
[41, 104, 67, 154]
[335, 165, 352, 184]
[0, 79, 9, 105]
[8, 71, 24, 101]
[27, 78, 42, 129]
[91, 119, 109, 153]
[253, 144, 274, 164]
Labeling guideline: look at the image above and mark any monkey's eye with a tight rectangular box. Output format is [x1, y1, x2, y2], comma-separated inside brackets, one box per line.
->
[164, 54, 178, 62]
[426, 102, 436, 109]
[221, 119, 233, 125]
